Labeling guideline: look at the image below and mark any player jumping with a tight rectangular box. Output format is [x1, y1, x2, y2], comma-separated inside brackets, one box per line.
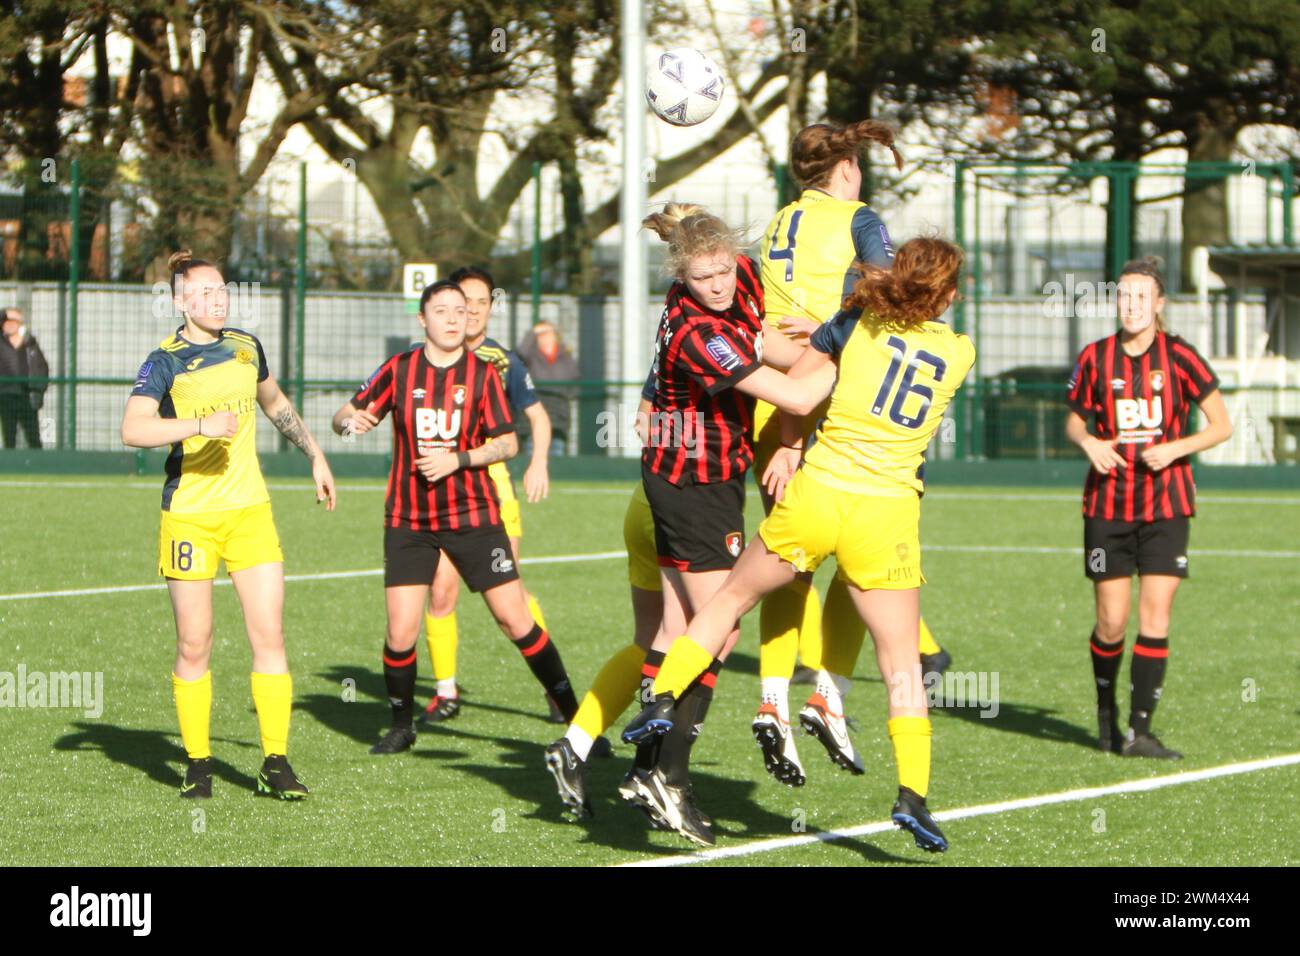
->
[625, 237, 974, 852]
[753, 119, 952, 787]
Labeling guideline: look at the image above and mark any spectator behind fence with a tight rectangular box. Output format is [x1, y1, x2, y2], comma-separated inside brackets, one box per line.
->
[517, 321, 577, 457]
[0, 307, 49, 449]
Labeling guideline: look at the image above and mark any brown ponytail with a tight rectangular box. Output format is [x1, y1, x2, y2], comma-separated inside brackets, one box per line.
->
[844, 237, 963, 329]
[790, 120, 904, 190]
[642, 202, 745, 280]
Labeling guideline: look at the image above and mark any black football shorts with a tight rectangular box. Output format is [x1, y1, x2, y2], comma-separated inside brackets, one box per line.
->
[1083, 516, 1190, 581]
[383, 524, 520, 591]
[642, 462, 746, 573]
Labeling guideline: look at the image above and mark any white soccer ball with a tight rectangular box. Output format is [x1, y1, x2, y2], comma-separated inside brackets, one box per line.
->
[646, 48, 725, 127]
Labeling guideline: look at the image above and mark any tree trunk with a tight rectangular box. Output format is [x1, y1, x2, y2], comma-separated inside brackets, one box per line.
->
[557, 149, 594, 293]
[1180, 108, 1235, 292]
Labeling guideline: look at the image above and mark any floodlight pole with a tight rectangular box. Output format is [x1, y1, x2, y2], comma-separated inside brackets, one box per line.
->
[620, 0, 648, 456]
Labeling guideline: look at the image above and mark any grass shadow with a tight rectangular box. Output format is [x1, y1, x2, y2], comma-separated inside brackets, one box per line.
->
[53, 722, 258, 791]
[304, 665, 556, 750]
[721, 651, 759, 679]
[301, 667, 463, 756]
[937, 699, 1097, 749]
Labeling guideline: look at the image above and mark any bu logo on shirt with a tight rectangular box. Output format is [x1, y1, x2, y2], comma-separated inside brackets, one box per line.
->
[415, 407, 462, 441]
[1116, 397, 1162, 430]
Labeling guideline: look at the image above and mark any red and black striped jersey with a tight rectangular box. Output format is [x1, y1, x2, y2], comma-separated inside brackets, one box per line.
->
[644, 254, 765, 485]
[353, 346, 515, 531]
[1067, 331, 1220, 521]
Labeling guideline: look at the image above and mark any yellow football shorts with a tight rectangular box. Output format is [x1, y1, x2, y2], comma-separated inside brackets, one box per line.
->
[158, 501, 284, 580]
[758, 469, 925, 591]
[489, 461, 523, 539]
[623, 482, 661, 592]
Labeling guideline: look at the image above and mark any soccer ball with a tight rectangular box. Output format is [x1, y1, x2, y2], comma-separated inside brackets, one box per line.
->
[646, 48, 725, 127]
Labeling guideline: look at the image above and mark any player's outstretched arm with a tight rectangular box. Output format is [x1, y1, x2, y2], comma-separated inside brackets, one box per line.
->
[734, 363, 836, 416]
[257, 374, 336, 510]
[121, 394, 237, 448]
[736, 334, 837, 417]
[521, 403, 551, 502]
[758, 323, 807, 369]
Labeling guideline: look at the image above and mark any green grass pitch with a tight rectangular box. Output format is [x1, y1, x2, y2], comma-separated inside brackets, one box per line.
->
[0, 475, 1296, 867]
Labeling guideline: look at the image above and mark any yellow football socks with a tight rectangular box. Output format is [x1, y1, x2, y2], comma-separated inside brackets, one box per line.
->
[172, 670, 212, 760]
[527, 593, 548, 631]
[918, 617, 941, 657]
[653, 637, 715, 699]
[888, 715, 932, 797]
[794, 582, 824, 671]
[570, 643, 646, 743]
[250, 671, 293, 757]
[821, 577, 866, 677]
[425, 611, 458, 682]
[758, 580, 811, 680]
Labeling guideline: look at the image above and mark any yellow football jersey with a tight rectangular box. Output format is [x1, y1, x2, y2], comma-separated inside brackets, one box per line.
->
[131, 327, 271, 514]
[762, 190, 869, 326]
[755, 190, 897, 447]
[802, 309, 975, 496]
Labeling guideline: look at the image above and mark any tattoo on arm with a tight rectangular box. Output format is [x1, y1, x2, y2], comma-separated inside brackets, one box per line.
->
[474, 434, 514, 467]
[270, 401, 317, 462]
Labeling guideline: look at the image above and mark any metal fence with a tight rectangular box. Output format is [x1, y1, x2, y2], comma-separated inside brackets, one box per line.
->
[2, 278, 1295, 466]
[2, 158, 1297, 465]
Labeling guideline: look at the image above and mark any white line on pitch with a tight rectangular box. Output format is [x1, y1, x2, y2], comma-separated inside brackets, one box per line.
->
[926, 491, 1300, 506]
[0, 479, 392, 492]
[5, 537, 1297, 604]
[617, 751, 1300, 868]
[3, 480, 1295, 506]
[0, 550, 629, 602]
[927, 544, 1300, 558]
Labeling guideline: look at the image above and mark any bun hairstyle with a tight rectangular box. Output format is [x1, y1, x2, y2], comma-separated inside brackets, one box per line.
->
[1118, 255, 1168, 331]
[168, 249, 218, 296]
[642, 202, 745, 281]
[844, 236, 963, 330]
[791, 120, 904, 190]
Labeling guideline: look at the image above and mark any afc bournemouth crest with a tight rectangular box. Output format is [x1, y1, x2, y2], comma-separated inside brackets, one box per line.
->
[1149, 370, 1165, 393]
[453, 384, 466, 406]
[725, 532, 743, 557]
